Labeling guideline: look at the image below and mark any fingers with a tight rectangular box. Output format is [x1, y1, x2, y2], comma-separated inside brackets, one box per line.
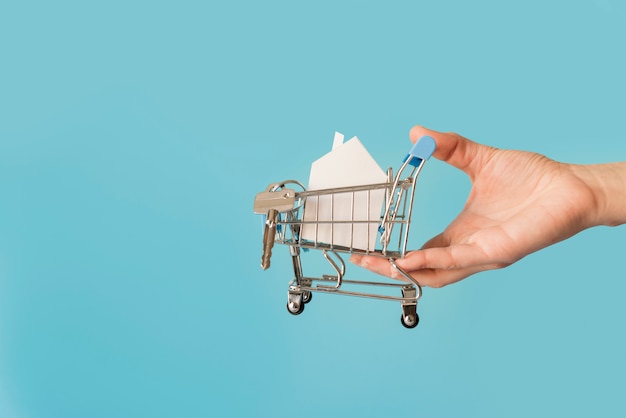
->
[350, 243, 496, 287]
[409, 125, 493, 178]
[349, 254, 398, 279]
[402, 266, 487, 288]
[349, 253, 483, 287]
[394, 244, 489, 272]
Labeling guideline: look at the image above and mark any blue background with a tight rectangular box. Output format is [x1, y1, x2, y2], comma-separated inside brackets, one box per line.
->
[1, 1, 625, 417]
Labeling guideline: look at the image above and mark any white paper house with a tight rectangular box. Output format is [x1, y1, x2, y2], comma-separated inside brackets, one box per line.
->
[301, 132, 387, 251]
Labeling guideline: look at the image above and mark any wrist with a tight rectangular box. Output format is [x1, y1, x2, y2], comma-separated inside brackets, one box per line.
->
[570, 162, 626, 227]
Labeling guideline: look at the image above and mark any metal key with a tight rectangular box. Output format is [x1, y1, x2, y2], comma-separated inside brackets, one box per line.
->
[254, 184, 296, 270]
[261, 209, 278, 270]
[253, 186, 296, 214]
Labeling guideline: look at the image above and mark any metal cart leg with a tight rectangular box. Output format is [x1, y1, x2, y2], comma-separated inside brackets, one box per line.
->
[389, 259, 422, 327]
[400, 286, 419, 329]
[290, 245, 303, 285]
[287, 245, 310, 315]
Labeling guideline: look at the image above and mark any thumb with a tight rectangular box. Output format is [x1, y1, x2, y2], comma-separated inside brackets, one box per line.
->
[409, 125, 493, 178]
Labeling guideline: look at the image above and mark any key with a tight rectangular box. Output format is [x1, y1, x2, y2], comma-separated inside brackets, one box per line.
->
[253, 187, 296, 214]
[253, 184, 296, 270]
[261, 209, 278, 270]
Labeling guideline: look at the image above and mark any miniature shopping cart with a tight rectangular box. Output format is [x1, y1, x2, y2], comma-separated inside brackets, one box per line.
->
[253, 135, 436, 328]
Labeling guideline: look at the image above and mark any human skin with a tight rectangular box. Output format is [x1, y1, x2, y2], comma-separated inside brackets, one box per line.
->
[349, 125, 626, 288]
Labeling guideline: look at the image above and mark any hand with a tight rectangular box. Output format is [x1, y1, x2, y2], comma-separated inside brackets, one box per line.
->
[350, 125, 610, 287]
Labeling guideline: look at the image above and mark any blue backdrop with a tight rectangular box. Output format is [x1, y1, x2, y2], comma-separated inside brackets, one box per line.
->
[1, 1, 625, 417]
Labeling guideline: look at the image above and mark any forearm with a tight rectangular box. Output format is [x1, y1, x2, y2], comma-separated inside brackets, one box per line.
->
[571, 162, 626, 227]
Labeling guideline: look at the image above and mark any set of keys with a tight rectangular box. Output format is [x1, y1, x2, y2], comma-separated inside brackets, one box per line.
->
[253, 184, 297, 270]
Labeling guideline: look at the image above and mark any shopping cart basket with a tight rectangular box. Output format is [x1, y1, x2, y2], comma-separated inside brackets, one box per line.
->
[253, 135, 436, 328]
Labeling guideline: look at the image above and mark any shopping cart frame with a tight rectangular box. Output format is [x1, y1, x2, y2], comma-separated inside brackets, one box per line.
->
[253, 136, 436, 328]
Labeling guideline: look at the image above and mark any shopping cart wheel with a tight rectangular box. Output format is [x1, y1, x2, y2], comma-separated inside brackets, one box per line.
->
[302, 290, 312, 304]
[286, 301, 304, 315]
[287, 292, 305, 315]
[401, 313, 419, 329]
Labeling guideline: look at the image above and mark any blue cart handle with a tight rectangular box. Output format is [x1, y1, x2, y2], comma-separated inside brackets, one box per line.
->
[403, 135, 436, 167]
